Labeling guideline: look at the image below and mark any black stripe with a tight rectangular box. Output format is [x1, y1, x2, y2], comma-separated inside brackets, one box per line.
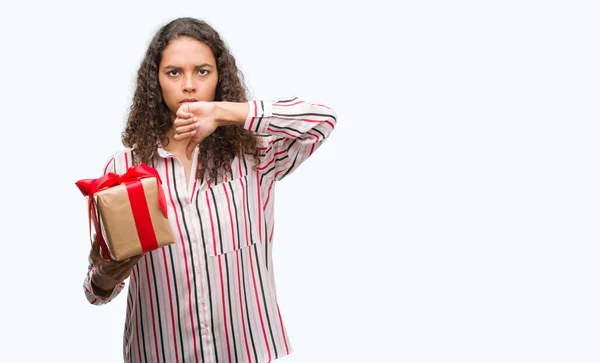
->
[280, 153, 299, 180]
[261, 137, 287, 157]
[210, 188, 225, 254]
[149, 253, 167, 363]
[126, 285, 135, 361]
[171, 159, 205, 359]
[167, 160, 186, 361]
[272, 112, 337, 122]
[195, 191, 220, 363]
[242, 176, 255, 245]
[254, 101, 265, 131]
[264, 218, 269, 271]
[130, 149, 135, 167]
[275, 97, 298, 103]
[312, 128, 325, 139]
[267, 123, 302, 135]
[260, 139, 297, 184]
[242, 156, 249, 175]
[252, 244, 278, 358]
[260, 156, 289, 183]
[240, 248, 259, 362]
[228, 183, 242, 250]
[224, 255, 239, 363]
[135, 266, 149, 363]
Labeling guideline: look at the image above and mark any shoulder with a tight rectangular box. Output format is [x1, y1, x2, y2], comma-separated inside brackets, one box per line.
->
[101, 147, 134, 175]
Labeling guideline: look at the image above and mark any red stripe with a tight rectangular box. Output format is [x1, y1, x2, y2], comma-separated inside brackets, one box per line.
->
[256, 173, 263, 241]
[263, 179, 275, 211]
[306, 131, 320, 140]
[238, 162, 250, 249]
[218, 257, 233, 362]
[276, 303, 290, 354]
[256, 173, 262, 242]
[165, 159, 200, 363]
[190, 177, 198, 202]
[126, 180, 159, 253]
[131, 270, 142, 362]
[311, 103, 332, 109]
[273, 100, 302, 107]
[144, 255, 161, 362]
[249, 247, 272, 360]
[273, 170, 285, 181]
[161, 160, 180, 363]
[269, 223, 274, 243]
[161, 248, 179, 363]
[307, 132, 319, 156]
[267, 128, 296, 138]
[205, 192, 218, 254]
[103, 157, 114, 175]
[257, 157, 275, 171]
[248, 100, 258, 130]
[190, 159, 200, 202]
[236, 253, 252, 362]
[222, 184, 236, 251]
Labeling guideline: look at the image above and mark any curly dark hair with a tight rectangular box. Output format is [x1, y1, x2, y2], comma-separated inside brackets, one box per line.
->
[121, 17, 260, 183]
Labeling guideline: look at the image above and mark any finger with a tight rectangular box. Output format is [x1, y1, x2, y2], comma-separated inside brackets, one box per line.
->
[176, 110, 195, 119]
[176, 104, 195, 119]
[175, 123, 198, 135]
[173, 130, 196, 141]
[173, 116, 197, 128]
[90, 240, 102, 262]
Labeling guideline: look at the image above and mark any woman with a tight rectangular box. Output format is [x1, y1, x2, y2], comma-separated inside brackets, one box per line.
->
[84, 17, 337, 363]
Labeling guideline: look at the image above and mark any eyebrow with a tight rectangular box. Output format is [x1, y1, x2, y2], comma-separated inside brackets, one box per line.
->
[164, 63, 214, 70]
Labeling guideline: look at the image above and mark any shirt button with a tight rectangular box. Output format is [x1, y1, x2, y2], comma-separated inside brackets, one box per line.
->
[201, 329, 209, 336]
[200, 301, 206, 305]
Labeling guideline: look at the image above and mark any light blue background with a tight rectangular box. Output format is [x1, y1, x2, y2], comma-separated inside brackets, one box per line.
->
[0, 1, 598, 362]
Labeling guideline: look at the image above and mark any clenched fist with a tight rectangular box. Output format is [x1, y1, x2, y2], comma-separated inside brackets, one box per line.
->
[89, 237, 143, 297]
[174, 101, 219, 159]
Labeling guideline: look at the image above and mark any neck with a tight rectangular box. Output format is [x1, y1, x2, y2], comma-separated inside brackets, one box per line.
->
[162, 130, 193, 160]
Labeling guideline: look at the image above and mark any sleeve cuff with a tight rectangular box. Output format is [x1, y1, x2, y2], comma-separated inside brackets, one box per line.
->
[244, 100, 273, 134]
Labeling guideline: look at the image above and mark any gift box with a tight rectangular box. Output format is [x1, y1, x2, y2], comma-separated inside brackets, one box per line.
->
[76, 164, 175, 261]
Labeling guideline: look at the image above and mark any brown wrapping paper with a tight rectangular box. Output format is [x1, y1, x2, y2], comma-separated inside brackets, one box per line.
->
[93, 177, 175, 261]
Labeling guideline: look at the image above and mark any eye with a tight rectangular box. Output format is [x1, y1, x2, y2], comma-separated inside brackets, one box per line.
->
[167, 70, 180, 77]
[198, 69, 209, 76]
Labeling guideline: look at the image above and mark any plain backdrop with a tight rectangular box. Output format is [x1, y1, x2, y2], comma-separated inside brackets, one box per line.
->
[0, 1, 599, 362]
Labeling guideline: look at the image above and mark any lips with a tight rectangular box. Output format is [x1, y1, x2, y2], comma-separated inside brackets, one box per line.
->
[180, 98, 198, 103]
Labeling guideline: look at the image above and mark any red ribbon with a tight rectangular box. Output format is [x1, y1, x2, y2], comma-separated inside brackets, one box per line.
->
[76, 164, 168, 260]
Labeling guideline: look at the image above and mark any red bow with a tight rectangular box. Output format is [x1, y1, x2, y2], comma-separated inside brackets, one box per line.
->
[76, 164, 168, 260]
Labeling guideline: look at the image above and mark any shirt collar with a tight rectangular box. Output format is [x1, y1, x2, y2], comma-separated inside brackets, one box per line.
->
[155, 142, 200, 159]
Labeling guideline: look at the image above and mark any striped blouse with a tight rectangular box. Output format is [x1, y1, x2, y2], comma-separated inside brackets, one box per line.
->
[83, 97, 337, 363]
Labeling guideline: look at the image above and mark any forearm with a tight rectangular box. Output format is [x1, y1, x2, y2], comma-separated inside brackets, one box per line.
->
[214, 101, 249, 126]
[245, 98, 337, 141]
[90, 273, 117, 298]
[83, 263, 125, 305]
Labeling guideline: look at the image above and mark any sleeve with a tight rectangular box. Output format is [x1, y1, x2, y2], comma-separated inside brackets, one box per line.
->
[83, 260, 126, 305]
[244, 97, 337, 181]
[82, 151, 130, 305]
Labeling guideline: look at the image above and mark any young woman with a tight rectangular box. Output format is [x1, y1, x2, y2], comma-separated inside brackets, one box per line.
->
[84, 17, 337, 363]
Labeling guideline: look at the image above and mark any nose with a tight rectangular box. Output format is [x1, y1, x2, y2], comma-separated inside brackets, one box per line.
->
[183, 75, 196, 93]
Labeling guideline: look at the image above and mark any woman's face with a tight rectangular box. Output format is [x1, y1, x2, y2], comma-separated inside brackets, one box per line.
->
[158, 36, 219, 119]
